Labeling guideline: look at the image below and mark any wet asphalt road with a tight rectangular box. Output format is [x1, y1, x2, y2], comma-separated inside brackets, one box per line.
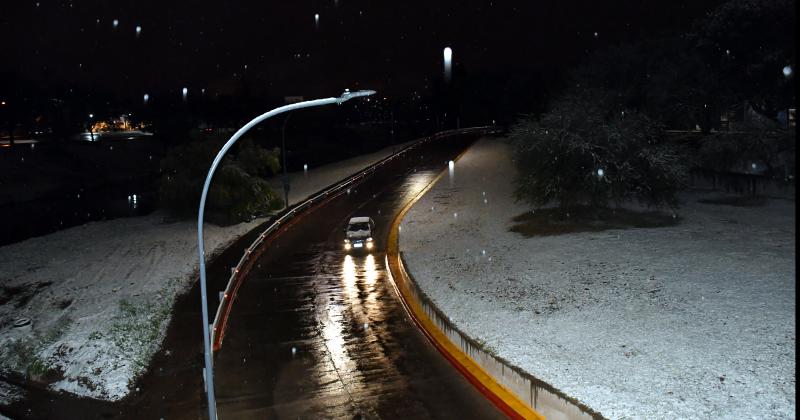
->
[0, 133, 504, 420]
[213, 133, 504, 419]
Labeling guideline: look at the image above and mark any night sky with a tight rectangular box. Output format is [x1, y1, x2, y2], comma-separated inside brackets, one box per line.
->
[2, 0, 726, 103]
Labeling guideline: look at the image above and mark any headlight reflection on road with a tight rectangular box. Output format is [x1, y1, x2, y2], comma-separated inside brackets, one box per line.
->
[364, 254, 378, 286]
[319, 253, 383, 390]
[321, 255, 357, 375]
[342, 254, 358, 300]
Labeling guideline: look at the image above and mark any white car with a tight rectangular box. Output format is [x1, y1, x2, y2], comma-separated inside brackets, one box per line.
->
[343, 216, 375, 252]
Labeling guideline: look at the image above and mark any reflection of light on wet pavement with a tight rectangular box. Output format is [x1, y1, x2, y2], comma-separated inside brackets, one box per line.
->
[321, 290, 355, 376]
[317, 252, 387, 400]
[363, 254, 380, 305]
[402, 171, 438, 204]
[320, 254, 366, 387]
[364, 254, 378, 286]
[342, 254, 358, 299]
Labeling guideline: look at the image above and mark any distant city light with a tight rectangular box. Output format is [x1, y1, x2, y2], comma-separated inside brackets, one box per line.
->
[783, 65, 793, 77]
[443, 47, 453, 83]
[182, 87, 188, 101]
[135, 25, 142, 37]
[113, 19, 119, 29]
[143, 93, 149, 104]
[597, 168, 605, 177]
[314, 13, 320, 29]
[89, 113, 94, 118]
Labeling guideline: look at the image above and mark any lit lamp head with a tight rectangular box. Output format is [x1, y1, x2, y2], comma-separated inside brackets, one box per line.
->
[443, 47, 453, 82]
[337, 89, 376, 104]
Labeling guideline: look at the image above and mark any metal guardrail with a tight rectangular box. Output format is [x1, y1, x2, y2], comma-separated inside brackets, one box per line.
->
[210, 126, 498, 352]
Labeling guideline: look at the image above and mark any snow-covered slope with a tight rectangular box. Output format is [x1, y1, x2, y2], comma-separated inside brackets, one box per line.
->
[400, 138, 795, 419]
[0, 141, 411, 401]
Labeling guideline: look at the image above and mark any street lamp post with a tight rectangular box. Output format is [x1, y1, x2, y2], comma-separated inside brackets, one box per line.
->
[281, 114, 292, 209]
[196, 89, 375, 420]
[88, 113, 95, 142]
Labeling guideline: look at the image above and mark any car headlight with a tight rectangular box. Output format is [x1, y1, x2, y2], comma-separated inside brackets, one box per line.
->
[366, 241, 373, 249]
[344, 239, 350, 243]
[366, 237, 373, 242]
[344, 243, 352, 250]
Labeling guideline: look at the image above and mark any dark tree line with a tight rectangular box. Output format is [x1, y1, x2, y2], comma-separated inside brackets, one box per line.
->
[511, 0, 795, 211]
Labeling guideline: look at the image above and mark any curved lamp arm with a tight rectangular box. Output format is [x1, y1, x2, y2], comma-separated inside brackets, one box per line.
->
[197, 89, 374, 420]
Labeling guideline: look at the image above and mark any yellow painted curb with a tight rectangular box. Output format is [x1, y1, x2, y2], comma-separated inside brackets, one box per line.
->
[385, 146, 545, 420]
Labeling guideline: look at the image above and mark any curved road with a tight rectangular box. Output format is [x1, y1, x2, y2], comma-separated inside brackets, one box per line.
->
[0, 133, 504, 420]
[213, 132, 503, 418]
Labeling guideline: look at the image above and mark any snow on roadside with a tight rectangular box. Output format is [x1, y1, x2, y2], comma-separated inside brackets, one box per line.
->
[400, 138, 795, 419]
[0, 141, 411, 401]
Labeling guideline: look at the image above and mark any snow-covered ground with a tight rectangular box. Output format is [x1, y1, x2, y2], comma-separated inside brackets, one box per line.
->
[400, 138, 796, 419]
[0, 141, 411, 401]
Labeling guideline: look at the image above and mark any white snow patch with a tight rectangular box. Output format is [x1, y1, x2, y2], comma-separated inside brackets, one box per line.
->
[400, 138, 795, 419]
[0, 141, 411, 401]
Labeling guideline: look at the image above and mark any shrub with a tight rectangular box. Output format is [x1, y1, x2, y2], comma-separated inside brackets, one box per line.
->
[697, 128, 795, 177]
[510, 89, 689, 210]
[158, 137, 283, 224]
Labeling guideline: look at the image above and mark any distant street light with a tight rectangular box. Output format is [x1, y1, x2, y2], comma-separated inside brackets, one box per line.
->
[88, 114, 95, 142]
[196, 89, 375, 420]
[314, 13, 320, 30]
[182, 87, 189, 102]
[443, 47, 453, 83]
[783, 65, 793, 78]
[143, 93, 149, 105]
